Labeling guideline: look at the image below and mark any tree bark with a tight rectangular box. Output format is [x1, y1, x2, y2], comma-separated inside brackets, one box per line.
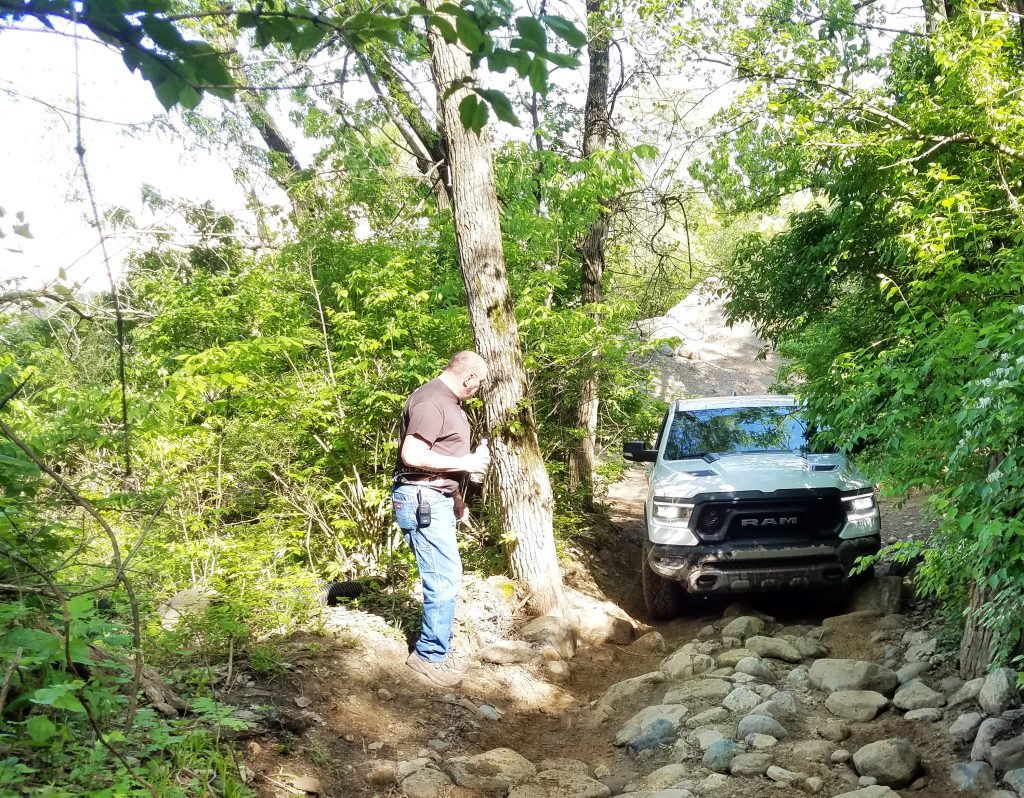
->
[959, 581, 994, 678]
[424, 0, 571, 617]
[567, 0, 612, 508]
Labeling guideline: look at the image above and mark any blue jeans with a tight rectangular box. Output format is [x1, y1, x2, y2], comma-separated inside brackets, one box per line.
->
[392, 484, 461, 662]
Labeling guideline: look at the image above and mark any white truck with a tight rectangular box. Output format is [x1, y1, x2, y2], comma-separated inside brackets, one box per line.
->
[623, 395, 881, 618]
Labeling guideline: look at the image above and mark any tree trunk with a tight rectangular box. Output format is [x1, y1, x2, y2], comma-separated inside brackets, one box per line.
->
[425, 0, 571, 617]
[567, 0, 611, 508]
[959, 581, 994, 678]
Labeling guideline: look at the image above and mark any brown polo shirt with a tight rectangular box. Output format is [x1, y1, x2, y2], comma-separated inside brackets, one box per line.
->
[394, 377, 470, 493]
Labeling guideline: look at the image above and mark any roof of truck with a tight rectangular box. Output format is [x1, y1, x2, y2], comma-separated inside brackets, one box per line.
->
[672, 394, 797, 412]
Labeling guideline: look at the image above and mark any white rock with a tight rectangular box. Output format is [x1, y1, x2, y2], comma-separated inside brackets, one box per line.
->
[507, 769, 611, 798]
[722, 686, 761, 714]
[721, 615, 766, 640]
[853, 738, 920, 788]
[593, 672, 666, 721]
[745, 635, 802, 663]
[980, 668, 1022, 716]
[716, 648, 760, 668]
[949, 711, 984, 744]
[809, 659, 899, 694]
[401, 767, 453, 798]
[661, 646, 716, 681]
[735, 657, 774, 681]
[903, 708, 942, 722]
[615, 705, 689, 747]
[826, 690, 889, 722]
[447, 749, 536, 792]
[664, 678, 732, 704]
[892, 679, 944, 711]
[521, 616, 576, 659]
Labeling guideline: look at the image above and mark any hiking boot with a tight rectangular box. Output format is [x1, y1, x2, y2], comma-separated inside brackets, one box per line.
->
[406, 651, 463, 688]
[446, 647, 471, 675]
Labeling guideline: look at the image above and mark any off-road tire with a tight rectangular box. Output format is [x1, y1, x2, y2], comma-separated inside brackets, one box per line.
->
[641, 547, 684, 619]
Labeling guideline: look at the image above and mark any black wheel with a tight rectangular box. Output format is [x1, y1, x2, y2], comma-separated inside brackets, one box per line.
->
[641, 547, 684, 619]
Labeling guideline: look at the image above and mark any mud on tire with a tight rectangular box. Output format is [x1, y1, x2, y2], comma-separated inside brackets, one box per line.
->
[641, 547, 684, 619]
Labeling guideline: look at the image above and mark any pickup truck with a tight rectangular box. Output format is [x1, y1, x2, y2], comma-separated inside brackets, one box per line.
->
[624, 395, 881, 618]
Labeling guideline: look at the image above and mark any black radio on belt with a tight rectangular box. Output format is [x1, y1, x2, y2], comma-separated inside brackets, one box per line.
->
[416, 490, 431, 527]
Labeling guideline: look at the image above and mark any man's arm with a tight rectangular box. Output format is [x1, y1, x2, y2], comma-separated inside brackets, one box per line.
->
[401, 434, 487, 474]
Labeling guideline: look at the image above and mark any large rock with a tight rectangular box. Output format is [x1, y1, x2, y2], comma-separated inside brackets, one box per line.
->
[722, 686, 762, 714]
[852, 738, 920, 788]
[615, 705, 689, 747]
[400, 767, 453, 798]
[716, 649, 760, 668]
[980, 668, 1021, 716]
[729, 753, 771, 777]
[809, 659, 899, 694]
[594, 672, 666, 721]
[831, 789, 900, 798]
[639, 764, 691, 791]
[793, 637, 829, 660]
[948, 678, 985, 708]
[507, 769, 612, 798]
[686, 725, 727, 751]
[737, 714, 788, 739]
[735, 657, 774, 681]
[721, 616, 765, 640]
[575, 609, 635, 647]
[522, 615, 577, 660]
[972, 718, 1012, 764]
[949, 712, 984, 745]
[702, 739, 743, 773]
[851, 575, 905, 614]
[826, 691, 889, 722]
[1003, 768, 1024, 794]
[893, 679, 944, 711]
[480, 640, 542, 665]
[661, 646, 716, 681]
[629, 631, 667, 654]
[686, 707, 728, 728]
[665, 679, 732, 704]
[745, 636, 802, 663]
[896, 662, 931, 684]
[447, 748, 537, 792]
[991, 734, 1024, 772]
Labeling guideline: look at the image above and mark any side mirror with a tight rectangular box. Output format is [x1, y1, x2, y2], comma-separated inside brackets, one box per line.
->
[623, 441, 657, 463]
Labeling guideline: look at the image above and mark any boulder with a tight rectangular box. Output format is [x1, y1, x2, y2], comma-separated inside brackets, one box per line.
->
[991, 734, 1024, 772]
[818, 719, 851, 742]
[479, 640, 543, 665]
[507, 769, 612, 798]
[737, 713, 788, 739]
[575, 610, 635, 647]
[664, 678, 732, 704]
[896, 662, 931, 684]
[629, 631, 667, 654]
[830, 789, 899, 798]
[447, 748, 536, 792]
[594, 672, 666, 721]
[615, 705, 688, 748]
[661, 646, 716, 681]
[735, 657, 774, 681]
[1003, 768, 1024, 794]
[522, 615, 577, 659]
[826, 691, 889, 722]
[729, 754, 771, 777]
[157, 587, 215, 630]
[745, 733, 778, 750]
[980, 668, 1021, 716]
[715, 649, 760, 668]
[809, 659, 899, 694]
[640, 764, 691, 791]
[721, 615, 766, 640]
[948, 677, 985, 708]
[949, 712, 984, 745]
[853, 738, 920, 788]
[793, 637, 829, 660]
[766, 765, 801, 783]
[400, 767, 453, 798]
[745, 635, 802, 662]
[902, 635, 936, 663]
[903, 708, 942, 722]
[893, 679, 944, 711]
[702, 739, 743, 773]
[972, 718, 1012, 764]
[722, 686, 761, 714]
[538, 759, 590, 775]
[686, 707, 729, 728]
[686, 726, 726, 751]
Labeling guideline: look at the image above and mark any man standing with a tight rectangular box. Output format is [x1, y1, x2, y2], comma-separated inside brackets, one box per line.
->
[393, 351, 491, 687]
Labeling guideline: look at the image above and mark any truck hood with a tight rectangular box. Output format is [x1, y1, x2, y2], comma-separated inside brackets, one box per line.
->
[651, 452, 871, 497]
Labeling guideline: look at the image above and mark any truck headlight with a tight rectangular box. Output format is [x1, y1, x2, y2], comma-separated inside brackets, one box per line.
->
[843, 492, 877, 521]
[653, 498, 694, 525]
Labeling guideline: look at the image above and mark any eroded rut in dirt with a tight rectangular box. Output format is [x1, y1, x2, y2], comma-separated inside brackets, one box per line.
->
[223, 468, 1023, 798]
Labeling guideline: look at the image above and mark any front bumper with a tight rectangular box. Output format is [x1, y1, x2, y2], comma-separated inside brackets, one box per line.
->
[648, 535, 881, 594]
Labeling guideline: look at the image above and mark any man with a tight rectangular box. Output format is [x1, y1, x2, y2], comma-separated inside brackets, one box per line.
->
[392, 350, 491, 687]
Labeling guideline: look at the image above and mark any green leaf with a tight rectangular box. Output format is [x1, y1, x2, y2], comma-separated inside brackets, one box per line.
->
[455, 14, 485, 51]
[514, 16, 547, 52]
[30, 684, 85, 714]
[477, 89, 520, 126]
[528, 57, 548, 94]
[542, 51, 579, 68]
[25, 716, 56, 745]
[543, 14, 587, 48]
[458, 95, 489, 133]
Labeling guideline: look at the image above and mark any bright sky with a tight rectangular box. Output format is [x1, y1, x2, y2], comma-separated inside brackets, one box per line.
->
[0, 22, 265, 292]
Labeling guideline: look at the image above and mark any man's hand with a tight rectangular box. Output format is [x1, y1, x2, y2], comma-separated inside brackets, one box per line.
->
[463, 443, 490, 476]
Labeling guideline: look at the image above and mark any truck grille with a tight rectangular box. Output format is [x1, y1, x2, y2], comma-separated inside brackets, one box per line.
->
[692, 493, 845, 543]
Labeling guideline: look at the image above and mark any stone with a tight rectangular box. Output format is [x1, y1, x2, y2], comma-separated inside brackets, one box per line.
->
[157, 587, 215, 630]
[397, 759, 432, 780]
[628, 718, 681, 754]
[793, 637, 829, 660]
[972, 718, 1012, 764]
[896, 662, 931, 684]
[940, 675, 965, 694]
[805, 776, 825, 794]
[745, 635, 802, 663]
[948, 678, 985, 708]
[722, 615, 766, 640]
[819, 719, 851, 742]
[903, 636, 936, 663]
[661, 646, 716, 681]
[823, 611, 882, 630]
[950, 712, 984, 745]
[853, 738, 920, 788]
[729, 753, 771, 777]
[703, 739, 743, 773]
[507, 769, 612, 798]
[687, 707, 729, 728]
[737, 714, 788, 739]
[538, 759, 590, 775]
[521, 615, 576, 659]
[791, 740, 833, 764]
[594, 672, 666, 721]
[478, 705, 501, 721]
[904, 708, 942, 722]
[826, 691, 889, 722]
[364, 762, 398, 785]
[1003, 768, 1024, 795]
[980, 668, 1022, 716]
[787, 666, 811, 687]
[629, 631, 668, 654]
[893, 679, 944, 711]
[860, 776, 879, 787]
[759, 690, 798, 718]
[641, 764, 691, 791]
[698, 774, 732, 795]
[731, 672, 756, 685]
[716, 649, 760, 668]
[830, 789, 898, 798]
[687, 726, 727, 751]
[746, 733, 777, 750]
[853, 575, 905, 614]
[832, 750, 852, 764]
[665, 678, 732, 704]
[951, 762, 995, 792]
[809, 659, 899, 694]
[991, 734, 1024, 772]
[447, 748, 536, 792]
[723, 686, 762, 714]
[697, 625, 717, 640]
[401, 767, 453, 798]
[766, 765, 800, 783]
[735, 657, 774, 681]
[615, 705, 688, 747]
[576, 609, 635, 647]
[480, 640, 542, 665]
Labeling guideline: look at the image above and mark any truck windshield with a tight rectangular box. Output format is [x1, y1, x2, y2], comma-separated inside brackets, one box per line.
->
[664, 406, 813, 460]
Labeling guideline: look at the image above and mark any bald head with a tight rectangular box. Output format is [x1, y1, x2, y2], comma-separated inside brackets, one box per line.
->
[442, 350, 489, 400]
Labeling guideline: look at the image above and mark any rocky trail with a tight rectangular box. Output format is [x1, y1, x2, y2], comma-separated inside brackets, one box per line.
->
[219, 287, 1023, 798]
